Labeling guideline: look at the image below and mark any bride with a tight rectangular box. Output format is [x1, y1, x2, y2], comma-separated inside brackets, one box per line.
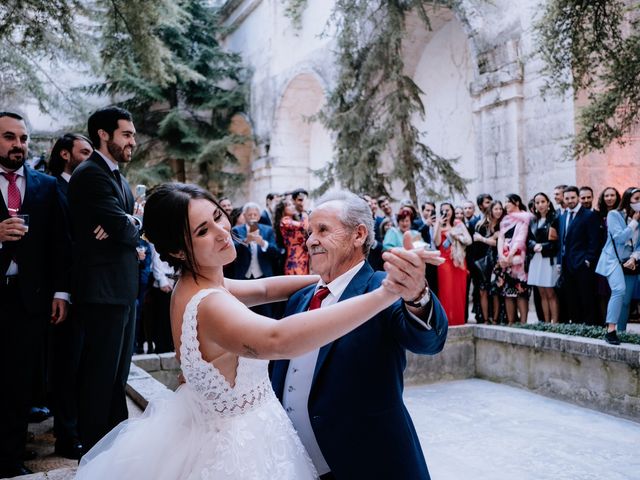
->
[75, 183, 408, 480]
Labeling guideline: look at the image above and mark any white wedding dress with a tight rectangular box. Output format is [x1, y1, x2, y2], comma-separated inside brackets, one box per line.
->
[76, 288, 318, 480]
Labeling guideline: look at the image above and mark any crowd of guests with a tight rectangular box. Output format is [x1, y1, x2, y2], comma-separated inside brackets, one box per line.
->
[215, 185, 640, 350]
[354, 187, 639, 348]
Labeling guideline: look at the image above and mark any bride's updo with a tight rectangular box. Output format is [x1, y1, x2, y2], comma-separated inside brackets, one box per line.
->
[143, 182, 224, 278]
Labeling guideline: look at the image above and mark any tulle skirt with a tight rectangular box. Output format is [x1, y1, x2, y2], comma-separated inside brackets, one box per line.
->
[76, 384, 318, 480]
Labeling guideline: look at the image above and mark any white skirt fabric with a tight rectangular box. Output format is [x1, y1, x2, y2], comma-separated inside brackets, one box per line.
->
[527, 252, 559, 287]
[75, 384, 318, 480]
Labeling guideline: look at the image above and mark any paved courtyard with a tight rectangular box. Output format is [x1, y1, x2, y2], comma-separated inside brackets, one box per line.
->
[13, 378, 640, 479]
[407, 379, 640, 480]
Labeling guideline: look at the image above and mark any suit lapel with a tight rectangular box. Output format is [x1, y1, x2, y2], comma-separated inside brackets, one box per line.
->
[311, 263, 374, 386]
[91, 153, 128, 208]
[20, 165, 38, 214]
[238, 224, 248, 240]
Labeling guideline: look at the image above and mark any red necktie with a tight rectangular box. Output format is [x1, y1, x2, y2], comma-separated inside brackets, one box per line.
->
[2, 171, 21, 216]
[308, 286, 330, 310]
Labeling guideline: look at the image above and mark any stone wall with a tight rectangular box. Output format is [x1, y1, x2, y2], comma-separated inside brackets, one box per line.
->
[409, 325, 640, 422]
[219, 0, 585, 205]
[131, 353, 181, 392]
[130, 325, 640, 422]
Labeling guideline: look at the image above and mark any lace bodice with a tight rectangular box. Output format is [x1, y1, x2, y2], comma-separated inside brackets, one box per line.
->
[179, 288, 275, 417]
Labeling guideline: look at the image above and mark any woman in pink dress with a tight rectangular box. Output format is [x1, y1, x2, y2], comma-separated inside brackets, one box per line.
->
[435, 203, 471, 326]
[495, 194, 532, 325]
[274, 199, 309, 275]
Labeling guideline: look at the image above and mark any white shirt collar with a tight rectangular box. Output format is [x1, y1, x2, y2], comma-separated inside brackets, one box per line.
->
[61, 172, 71, 183]
[569, 204, 581, 215]
[0, 165, 24, 177]
[95, 150, 119, 171]
[317, 260, 365, 301]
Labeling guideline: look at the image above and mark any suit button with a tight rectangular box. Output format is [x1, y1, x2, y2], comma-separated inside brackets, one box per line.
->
[312, 416, 320, 420]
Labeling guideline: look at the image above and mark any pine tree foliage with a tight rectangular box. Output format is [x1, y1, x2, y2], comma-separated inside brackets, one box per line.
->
[282, 0, 309, 29]
[313, 0, 466, 202]
[0, 0, 87, 111]
[94, 0, 247, 194]
[536, 0, 640, 156]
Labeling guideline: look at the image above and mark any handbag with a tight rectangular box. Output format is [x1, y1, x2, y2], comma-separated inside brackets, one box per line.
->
[474, 249, 496, 284]
[609, 232, 640, 275]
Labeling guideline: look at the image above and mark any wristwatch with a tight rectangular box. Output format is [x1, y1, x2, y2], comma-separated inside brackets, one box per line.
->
[404, 283, 431, 308]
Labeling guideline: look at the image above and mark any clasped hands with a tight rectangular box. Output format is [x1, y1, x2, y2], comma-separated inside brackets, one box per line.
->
[381, 231, 444, 303]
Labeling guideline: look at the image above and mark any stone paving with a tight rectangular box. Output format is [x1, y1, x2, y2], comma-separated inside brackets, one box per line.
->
[407, 379, 640, 480]
[9, 396, 142, 479]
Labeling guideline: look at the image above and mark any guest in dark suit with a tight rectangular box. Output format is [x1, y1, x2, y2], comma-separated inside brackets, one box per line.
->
[259, 192, 281, 227]
[556, 186, 602, 325]
[271, 191, 447, 479]
[0, 112, 70, 478]
[47, 133, 93, 459]
[231, 202, 280, 316]
[68, 107, 141, 453]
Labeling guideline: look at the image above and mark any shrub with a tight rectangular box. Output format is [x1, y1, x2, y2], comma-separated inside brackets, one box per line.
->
[513, 323, 640, 345]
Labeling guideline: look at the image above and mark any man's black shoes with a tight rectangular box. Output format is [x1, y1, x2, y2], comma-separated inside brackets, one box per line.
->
[28, 406, 51, 423]
[0, 463, 34, 477]
[605, 330, 621, 345]
[55, 439, 84, 460]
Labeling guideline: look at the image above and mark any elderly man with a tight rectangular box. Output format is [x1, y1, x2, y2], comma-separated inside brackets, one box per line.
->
[271, 191, 448, 480]
[231, 202, 280, 316]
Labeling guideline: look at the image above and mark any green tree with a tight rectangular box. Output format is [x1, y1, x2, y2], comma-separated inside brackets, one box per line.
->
[295, 0, 466, 202]
[536, 0, 640, 156]
[92, 0, 247, 193]
[0, 0, 86, 111]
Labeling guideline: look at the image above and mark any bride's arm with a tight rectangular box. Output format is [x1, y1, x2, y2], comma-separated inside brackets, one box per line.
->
[198, 285, 399, 360]
[224, 275, 320, 307]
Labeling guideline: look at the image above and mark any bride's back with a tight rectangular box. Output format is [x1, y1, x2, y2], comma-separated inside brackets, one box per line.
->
[171, 280, 240, 387]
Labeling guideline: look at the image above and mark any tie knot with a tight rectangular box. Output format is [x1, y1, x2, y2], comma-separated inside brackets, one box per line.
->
[308, 286, 330, 310]
[2, 171, 17, 183]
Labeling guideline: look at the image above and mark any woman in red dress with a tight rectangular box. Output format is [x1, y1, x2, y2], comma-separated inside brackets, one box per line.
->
[435, 202, 471, 326]
[274, 199, 309, 275]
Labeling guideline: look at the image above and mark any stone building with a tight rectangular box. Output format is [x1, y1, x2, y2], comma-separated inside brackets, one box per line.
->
[219, 0, 639, 207]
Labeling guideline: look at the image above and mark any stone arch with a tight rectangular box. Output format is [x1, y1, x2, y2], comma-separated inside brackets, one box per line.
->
[268, 72, 331, 196]
[402, 7, 478, 202]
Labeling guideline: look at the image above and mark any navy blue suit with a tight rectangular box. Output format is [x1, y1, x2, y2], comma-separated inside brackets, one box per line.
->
[556, 206, 602, 324]
[258, 209, 273, 227]
[271, 262, 448, 479]
[0, 166, 69, 471]
[231, 223, 279, 279]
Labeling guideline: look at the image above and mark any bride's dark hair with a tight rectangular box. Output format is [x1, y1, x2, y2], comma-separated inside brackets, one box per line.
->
[143, 182, 224, 279]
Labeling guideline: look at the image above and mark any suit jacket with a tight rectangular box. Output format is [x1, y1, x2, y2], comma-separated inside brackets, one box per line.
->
[258, 209, 272, 227]
[271, 262, 448, 479]
[0, 166, 69, 314]
[556, 206, 601, 274]
[596, 210, 640, 277]
[231, 223, 279, 278]
[68, 152, 139, 305]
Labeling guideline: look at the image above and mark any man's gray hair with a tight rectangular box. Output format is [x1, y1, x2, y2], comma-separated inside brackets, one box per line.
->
[315, 190, 375, 255]
[242, 202, 261, 214]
